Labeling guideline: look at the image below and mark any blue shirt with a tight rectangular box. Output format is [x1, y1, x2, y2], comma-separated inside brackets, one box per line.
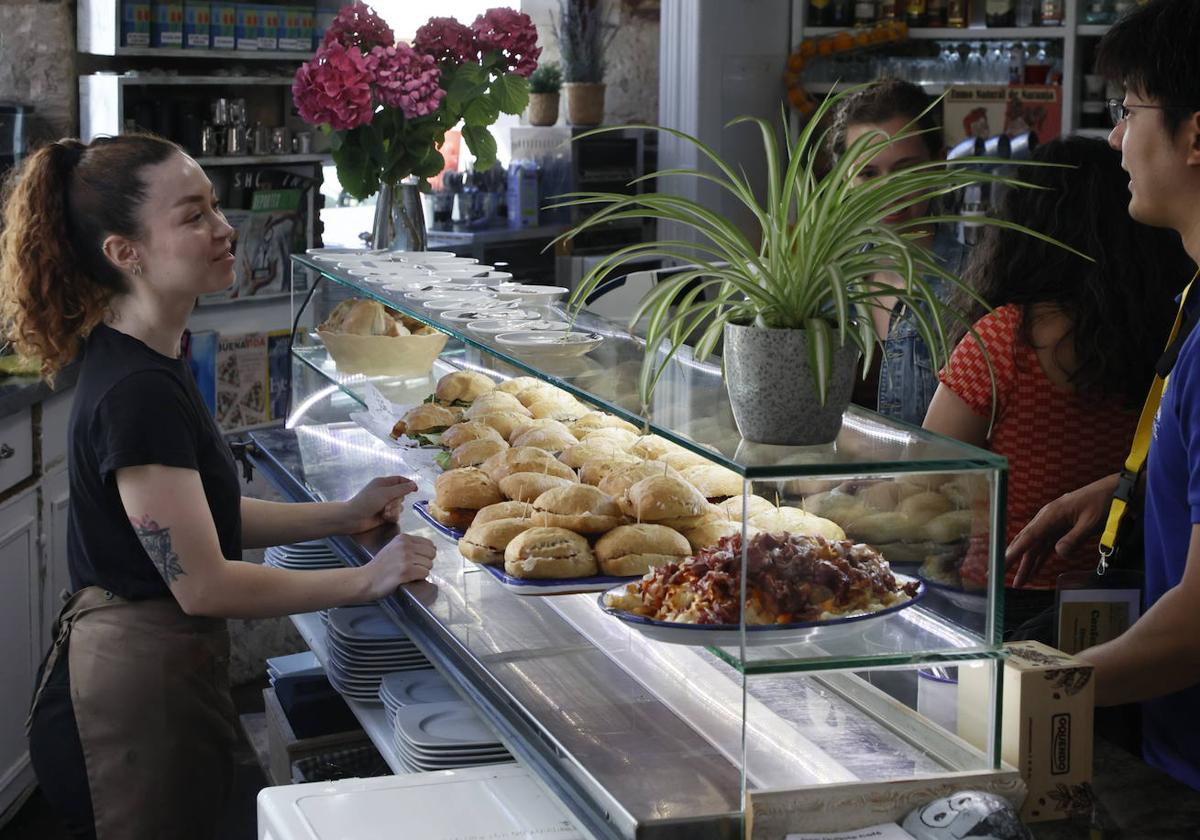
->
[876, 225, 969, 426]
[1143, 294, 1200, 790]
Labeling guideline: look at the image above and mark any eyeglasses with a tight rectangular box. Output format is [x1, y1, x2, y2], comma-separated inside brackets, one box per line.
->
[1107, 99, 1174, 126]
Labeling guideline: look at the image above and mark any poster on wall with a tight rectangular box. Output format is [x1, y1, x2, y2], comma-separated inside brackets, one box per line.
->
[942, 85, 1062, 148]
[267, 329, 292, 423]
[215, 331, 269, 432]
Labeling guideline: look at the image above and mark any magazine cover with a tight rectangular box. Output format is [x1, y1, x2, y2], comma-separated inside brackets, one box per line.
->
[183, 329, 219, 416]
[235, 189, 304, 298]
[943, 85, 1062, 147]
[214, 331, 269, 431]
[267, 329, 292, 422]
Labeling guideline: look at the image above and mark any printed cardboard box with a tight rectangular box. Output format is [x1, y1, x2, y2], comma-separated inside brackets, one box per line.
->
[258, 4, 280, 50]
[184, 1, 211, 48]
[958, 641, 1094, 823]
[150, 1, 184, 47]
[211, 3, 236, 49]
[235, 4, 260, 50]
[122, 0, 152, 46]
[278, 5, 313, 51]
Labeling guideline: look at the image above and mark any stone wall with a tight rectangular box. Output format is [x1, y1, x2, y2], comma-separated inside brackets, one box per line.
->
[0, 0, 78, 141]
[522, 0, 660, 125]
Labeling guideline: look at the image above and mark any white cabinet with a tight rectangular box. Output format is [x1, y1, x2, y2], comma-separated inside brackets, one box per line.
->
[40, 468, 71, 654]
[0, 489, 41, 819]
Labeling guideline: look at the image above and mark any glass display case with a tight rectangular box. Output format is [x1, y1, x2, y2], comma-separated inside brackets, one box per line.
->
[251, 251, 1021, 839]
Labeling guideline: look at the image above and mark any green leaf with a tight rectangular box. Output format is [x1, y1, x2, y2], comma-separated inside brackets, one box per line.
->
[492, 73, 531, 115]
[463, 93, 501, 128]
[804, 319, 835, 406]
[461, 125, 498, 170]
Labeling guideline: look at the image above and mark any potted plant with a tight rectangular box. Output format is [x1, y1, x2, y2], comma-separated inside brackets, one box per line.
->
[553, 0, 615, 127]
[555, 87, 1072, 445]
[292, 3, 540, 249]
[527, 61, 563, 126]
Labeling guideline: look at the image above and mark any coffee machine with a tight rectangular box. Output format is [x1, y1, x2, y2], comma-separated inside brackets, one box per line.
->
[946, 130, 1038, 246]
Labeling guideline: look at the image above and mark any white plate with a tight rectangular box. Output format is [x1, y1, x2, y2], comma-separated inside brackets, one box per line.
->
[388, 250, 461, 261]
[424, 296, 496, 311]
[394, 739, 510, 768]
[435, 269, 513, 283]
[327, 606, 407, 640]
[377, 670, 460, 707]
[393, 701, 503, 750]
[494, 284, 570, 305]
[440, 308, 541, 325]
[494, 330, 603, 358]
[596, 574, 928, 647]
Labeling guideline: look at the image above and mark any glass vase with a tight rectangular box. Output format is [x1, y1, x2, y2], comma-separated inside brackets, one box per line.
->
[371, 181, 428, 251]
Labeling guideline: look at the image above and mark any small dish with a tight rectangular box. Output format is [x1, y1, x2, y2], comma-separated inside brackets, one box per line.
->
[494, 284, 570, 306]
[387, 250, 460, 262]
[423, 295, 496, 311]
[385, 280, 454, 294]
[434, 269, 514, 284]
[466, 318, 542, 335]
[494, 330, 604, 358]
[439, 308, 541, 325]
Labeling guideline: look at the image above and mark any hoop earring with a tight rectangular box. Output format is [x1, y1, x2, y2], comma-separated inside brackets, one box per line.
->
[130, 262, 143, 278]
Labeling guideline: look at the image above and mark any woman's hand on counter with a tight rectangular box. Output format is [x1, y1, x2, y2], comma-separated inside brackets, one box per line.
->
[340, 475, 419, 535]
[1006, 472, 1119, 586]
[360, 533, 437, 599]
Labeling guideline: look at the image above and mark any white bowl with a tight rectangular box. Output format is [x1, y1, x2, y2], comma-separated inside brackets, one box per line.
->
[466, 318, 546, 335]
[423, 295, 495, 311]
[494, 330, 603, 358]
[494, 284, 570, 306]
[387, 250, 460, 261]
[434, 268, 511, 283]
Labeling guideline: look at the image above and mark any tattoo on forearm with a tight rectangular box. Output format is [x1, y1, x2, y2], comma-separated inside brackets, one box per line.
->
[130, 515, 186, 584]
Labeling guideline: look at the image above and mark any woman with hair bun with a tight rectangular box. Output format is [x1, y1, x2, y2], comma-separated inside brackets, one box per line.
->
[2, 134, 438, 839]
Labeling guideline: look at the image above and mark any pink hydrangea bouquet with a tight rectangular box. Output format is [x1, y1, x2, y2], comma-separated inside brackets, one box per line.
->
[293, 3, 540, 199]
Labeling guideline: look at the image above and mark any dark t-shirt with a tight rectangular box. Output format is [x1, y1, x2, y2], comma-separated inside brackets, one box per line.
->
[67, 323, 242, 600]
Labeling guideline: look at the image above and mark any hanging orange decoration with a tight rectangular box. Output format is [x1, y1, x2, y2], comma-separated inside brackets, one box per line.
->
[784, 19, 910, 114]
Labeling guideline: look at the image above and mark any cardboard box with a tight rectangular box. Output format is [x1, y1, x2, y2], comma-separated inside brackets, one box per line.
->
[278, 5, 313, 51]
[235, 4, 260, 50]
[150, 0, 184, 47]
[183, 1, 211, 48]
[121, 0, 152, 46]
[211, 2, 236, 49]
[263, 687, 371, 787]
[257, 4, 280, 50]
[957, 641, 1094, 823]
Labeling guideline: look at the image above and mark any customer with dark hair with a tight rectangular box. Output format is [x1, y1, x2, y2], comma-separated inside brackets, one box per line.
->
[1004, 0, 1200, 790]
[2, 134, 437, 838]
[923, 136, 1190, 630]
[830, 78, 968, 426]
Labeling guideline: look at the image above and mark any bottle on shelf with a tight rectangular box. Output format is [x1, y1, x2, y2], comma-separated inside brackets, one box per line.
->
[1039, 0, 1063, 25]
[906, 0, 928, 27]
[1083, 0, 1113, 24]
[947, 0, 969, 27]
[879, 0, 900, 19]
[831, 0, 854, 26]
[1008, 41, 1026, 84]
[926, 0, 949, 27]
[809, 0, 832, 26]
[1015, 0, 1042, 26]
[855, 0, 877, 25]
[986, 0, 1015, 27]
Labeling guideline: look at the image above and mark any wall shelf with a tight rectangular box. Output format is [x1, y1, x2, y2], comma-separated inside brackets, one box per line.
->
[802, 25, 1067, 39]
[194, 154, 330, 167]
[107, 46, 313, 60]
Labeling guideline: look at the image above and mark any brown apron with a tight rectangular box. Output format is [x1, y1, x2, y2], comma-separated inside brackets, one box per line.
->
[30, 586, 239, 840]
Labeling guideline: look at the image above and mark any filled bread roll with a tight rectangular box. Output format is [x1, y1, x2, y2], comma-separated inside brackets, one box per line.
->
[560, 439, 636, 471]
[801, 491, 870, 526]
[481, 446, 578, 484]
[464, 391, 532, 420]
[440, 421, 505, 450]
[682, 519, 759, 552]
[468, 411, 528, 442]
[504, 527, 598, 579]
[845, 511, 923, 544]
[530, 484, 625, 534]
[657, 449, 713, 471]
[680, 464, 744, 501]
[568, 411, 640, 439]
[322, 299, 391, 335]
[458, 518, 534, 566]
[472, 500, 533, 526]
[578, 453, 643, 486]
[619, 475, 709, 530]
[598, 460, 684, 500]
[390, 404, 457, 440]
[594, 524, 691, 576]
[510, 420, 579, 452]
[515, 383, 569, 407]
[435, 370, 496, 406]
[629, 435, 681, 461]
[526, 396, 590, 422]
[449, 437, 509, 469]
[856, 482, 903, 513]
[716, 495, 777, 522]
[749, 506, 846, 541]
[432, 467, 502, 530]
[579, 427, 640, 452]
[923, 510, 976, 543]
[496, 376, 543, 396]
[499, 472, 577, 503]
[895, 491, 954, 525]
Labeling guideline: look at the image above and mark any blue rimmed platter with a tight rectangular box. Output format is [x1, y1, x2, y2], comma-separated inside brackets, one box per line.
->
[480, 564, 639, 596]
[412, 499, 465, 541]
[597, 574, 927, 646]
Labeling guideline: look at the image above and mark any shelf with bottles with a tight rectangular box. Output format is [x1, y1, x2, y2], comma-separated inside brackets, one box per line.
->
[805, 0, 1068, 30]
[804, 24, 1065, 37]
[801, 38, 1062, 88]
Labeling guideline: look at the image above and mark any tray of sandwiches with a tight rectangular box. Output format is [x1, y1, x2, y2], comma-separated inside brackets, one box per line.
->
[599, 531, 925, 646]
[384, 370, 871, 595]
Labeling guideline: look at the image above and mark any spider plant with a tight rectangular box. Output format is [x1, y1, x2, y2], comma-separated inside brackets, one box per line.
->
[550, 85, 1076, 415]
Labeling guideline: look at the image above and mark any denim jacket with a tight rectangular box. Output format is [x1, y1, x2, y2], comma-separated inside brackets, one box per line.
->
[876, 225, 969, 426]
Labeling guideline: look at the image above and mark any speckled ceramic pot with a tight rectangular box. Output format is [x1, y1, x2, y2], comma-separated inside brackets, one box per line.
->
[723, 322, 860, 445]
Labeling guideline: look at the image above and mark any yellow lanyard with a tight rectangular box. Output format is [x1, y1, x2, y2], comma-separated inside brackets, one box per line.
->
[1098, 277, 1196, 572]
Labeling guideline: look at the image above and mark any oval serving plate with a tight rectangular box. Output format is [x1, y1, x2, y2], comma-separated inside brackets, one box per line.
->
[596, 575, 927, 646]
[494, 330, 604, 358]
[480, 564, 639, 596]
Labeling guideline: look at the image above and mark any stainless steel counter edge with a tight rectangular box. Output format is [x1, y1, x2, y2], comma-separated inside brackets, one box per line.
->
[247, 432, 744, 840]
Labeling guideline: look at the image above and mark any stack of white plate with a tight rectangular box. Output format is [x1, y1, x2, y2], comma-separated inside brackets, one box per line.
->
[391, 700, 512, 773]
[265, 650, 322, 686]
[377, 669, 461, 721]
[325, 606, 430, 703]
[264, 540, 341, 570]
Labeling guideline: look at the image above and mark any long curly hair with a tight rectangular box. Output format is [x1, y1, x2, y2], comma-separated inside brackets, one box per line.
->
[956, 136, 1193, 407]
[0, 134, 182, 380]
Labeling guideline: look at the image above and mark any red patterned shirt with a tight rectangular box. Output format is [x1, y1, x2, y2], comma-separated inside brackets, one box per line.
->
[938, 305, 1138, 589]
